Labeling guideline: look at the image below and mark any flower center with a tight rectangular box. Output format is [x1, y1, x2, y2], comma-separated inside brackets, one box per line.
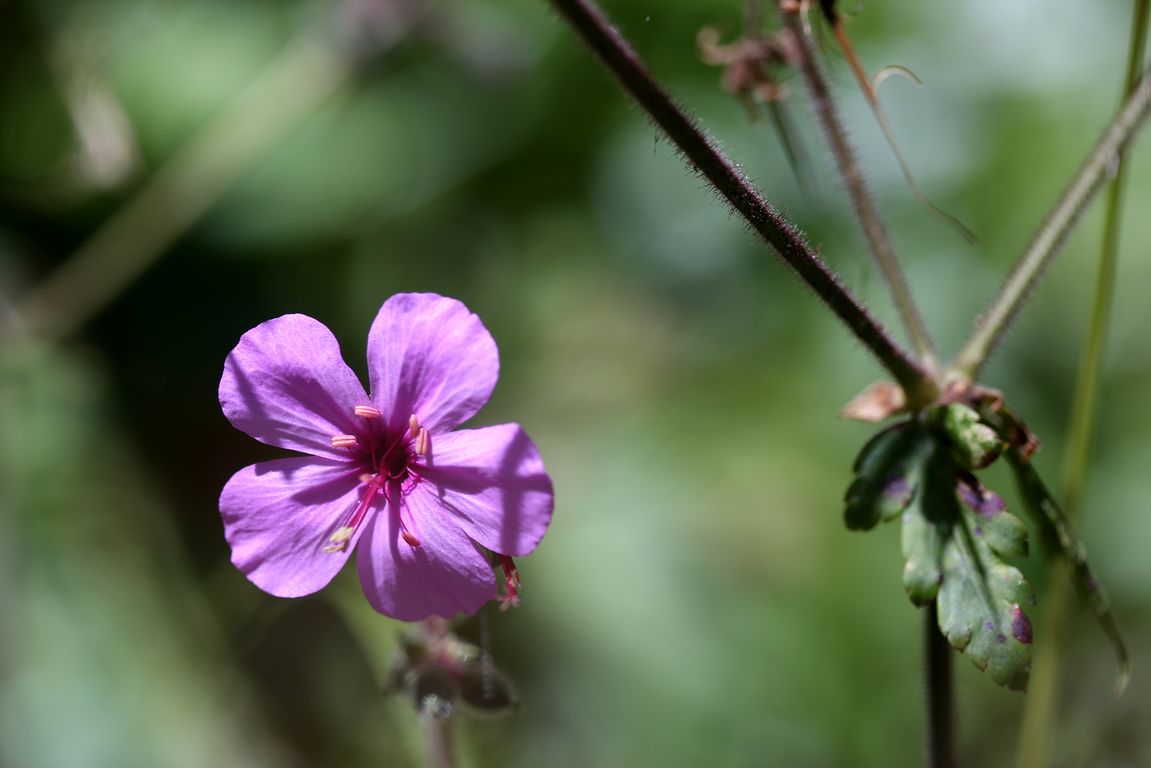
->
[324, 411, 431, 553]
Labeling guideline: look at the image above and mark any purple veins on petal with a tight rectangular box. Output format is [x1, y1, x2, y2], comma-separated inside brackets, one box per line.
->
[219, 314, 371, 460]
[220, 457, 363, 598]
[417, 424, 554, 557]
[356, 484, 498, 621]
[367, 293, 500, 435]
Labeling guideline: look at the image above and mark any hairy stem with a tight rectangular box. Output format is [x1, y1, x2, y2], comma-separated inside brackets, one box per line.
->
[780, 5, 938, 370]
[419, 618, 458, 768]
[17, 33, 351, 341]
[546, 0, 938, 404]
[953, 62, 1151, 379]
[926, 602, 957, 768]
[1015, 5, 1149, 766]
[422, 713, 457, 768]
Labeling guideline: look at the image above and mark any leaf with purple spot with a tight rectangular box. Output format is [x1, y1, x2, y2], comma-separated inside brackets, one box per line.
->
[956, 475, 1028, 560]
[895, 429, 1034, 689]
[936, 472, 1034, 691]
[844, 421, 932, 531]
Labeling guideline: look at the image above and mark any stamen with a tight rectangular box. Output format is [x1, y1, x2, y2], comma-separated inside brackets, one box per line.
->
[330, 435, 359, 449]
[400, 528, 422, 547]
[324, 477, 382, 554]
[354, 405, 382, 419]
[414, 427, 430, 457]
[408, 414, 421, 438]
[498, 555, 522, 611]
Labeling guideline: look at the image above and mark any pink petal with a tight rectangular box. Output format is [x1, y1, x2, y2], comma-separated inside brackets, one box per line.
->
[366, 294, 499, 434]
[418, 424, 553, 557]
[220, 314, 370, 459]
[356, 483, 497, 620]
[221, 457, 366, 598]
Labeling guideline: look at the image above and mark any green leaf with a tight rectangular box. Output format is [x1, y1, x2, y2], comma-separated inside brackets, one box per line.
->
[898, 440, 1034, 690]
[1004, 449, 1131, 694]
[935, 403, 1004, 469]
[846, 422, 1036, 690]
[899, 438, 949, 605]
[937, 481, 1035, 691]
[844, 422, 931, 531]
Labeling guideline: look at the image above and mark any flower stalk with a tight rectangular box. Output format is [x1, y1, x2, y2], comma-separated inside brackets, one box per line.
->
[952, 60, 1151, 379]
[779, 4, 938, 370]
[420, 618, 460, 768]
[546, 0, 938, 405]
[1015, 4, 1150, 766]
[925, 603, 957, 768]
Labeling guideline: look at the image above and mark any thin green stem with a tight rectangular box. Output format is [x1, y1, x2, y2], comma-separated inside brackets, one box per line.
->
[546, 0, 938, 405]
[1062, 0, 1149, 529]
[925, 602, 956, 768]
[1015, 5, 1149, 767]
[17, 33, 351, 341]
[780, 6, 938, 371]
[952, 61, 1151, 379]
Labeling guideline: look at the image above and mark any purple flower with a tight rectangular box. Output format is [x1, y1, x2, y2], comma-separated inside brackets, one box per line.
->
[218, 293, 554, 621]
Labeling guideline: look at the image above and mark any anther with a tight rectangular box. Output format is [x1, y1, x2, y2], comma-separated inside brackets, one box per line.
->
[354, 405, 382, 419]
[414, 427, 430, 457]
[408, 414, 421, 438]
[401, 529, 422, 547]
[323, 526, 355, 553]
[330, 435, 359, 449]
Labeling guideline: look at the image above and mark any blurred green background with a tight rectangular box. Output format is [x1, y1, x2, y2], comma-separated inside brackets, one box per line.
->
[2, 0, 1150, 765]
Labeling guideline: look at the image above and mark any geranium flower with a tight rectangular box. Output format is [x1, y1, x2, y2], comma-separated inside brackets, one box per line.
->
[218, 293, 554, 621]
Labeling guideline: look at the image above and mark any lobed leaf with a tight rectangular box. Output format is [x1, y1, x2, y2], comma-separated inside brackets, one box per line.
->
[844, 421, 931, 531]
[1004, 449, 1131, 694]
[936, 484, 1034, 691]
[847, 416, 1037, 690]
[899, 436, 948, 605]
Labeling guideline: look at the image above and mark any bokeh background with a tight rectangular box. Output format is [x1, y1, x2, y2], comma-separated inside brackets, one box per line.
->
[2, 0, 1150, 765]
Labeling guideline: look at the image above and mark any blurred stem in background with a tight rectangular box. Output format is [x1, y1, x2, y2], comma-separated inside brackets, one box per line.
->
[951, 57, 1151, 380]
[1015, 3, 1150, 767]
[15, 29, 352, 341]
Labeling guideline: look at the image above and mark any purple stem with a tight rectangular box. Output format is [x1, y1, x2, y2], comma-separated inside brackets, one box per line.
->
[546, 0, 937, 403]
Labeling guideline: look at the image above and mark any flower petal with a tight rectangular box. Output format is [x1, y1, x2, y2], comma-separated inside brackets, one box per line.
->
[366, 294, 499, 434]
[220, 314, 370, 459]
[418, 424, 553, 557]
[356, 483, 497, 620]
[221, 457, 366, 598]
